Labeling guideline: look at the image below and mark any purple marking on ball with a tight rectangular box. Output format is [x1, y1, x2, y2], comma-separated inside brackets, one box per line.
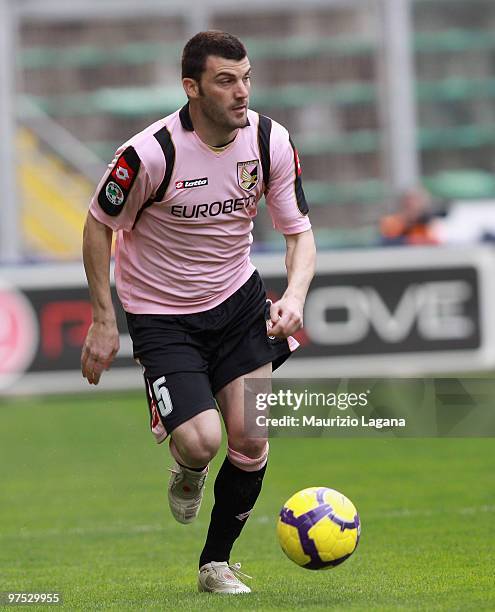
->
[279, 507, 299, 527]
[316, 487, 328, 504]
[328, 509, 359, 532]
[316, 488, 359, 531]
[304, 552, 352, 570]
[280, 504, 332, 565]
[296, 505, 332, 565]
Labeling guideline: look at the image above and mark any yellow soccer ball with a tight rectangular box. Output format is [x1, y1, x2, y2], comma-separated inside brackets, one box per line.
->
[277, 487, 360, 569]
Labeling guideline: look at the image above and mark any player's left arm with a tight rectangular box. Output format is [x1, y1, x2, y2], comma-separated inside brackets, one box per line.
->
[269, 229, 316, 338]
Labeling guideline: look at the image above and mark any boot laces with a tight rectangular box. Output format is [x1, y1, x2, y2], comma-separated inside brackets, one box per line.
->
[228, 562, 252, 580]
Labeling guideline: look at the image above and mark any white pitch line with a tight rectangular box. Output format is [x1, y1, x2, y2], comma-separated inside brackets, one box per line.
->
[1, 505, 493, 541]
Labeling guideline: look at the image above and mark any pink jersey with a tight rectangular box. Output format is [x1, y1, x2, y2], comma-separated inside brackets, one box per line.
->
[89, 104, 311, 314]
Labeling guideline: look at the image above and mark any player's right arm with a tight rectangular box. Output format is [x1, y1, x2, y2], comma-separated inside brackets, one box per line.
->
[81, 143, 155, 385]
[81, 212, 119, 385]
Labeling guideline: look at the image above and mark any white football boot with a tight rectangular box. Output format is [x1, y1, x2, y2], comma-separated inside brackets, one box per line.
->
[198, 561, 252, 594]
[168, 462, 208, 524]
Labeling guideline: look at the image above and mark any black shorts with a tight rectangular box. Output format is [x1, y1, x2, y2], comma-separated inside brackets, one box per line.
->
[125, 270, 293, 439]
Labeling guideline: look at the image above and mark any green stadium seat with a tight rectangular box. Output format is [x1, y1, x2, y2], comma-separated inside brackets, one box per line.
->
[424, 170, 495, 200]
[19, 30, 495, 71]
[20, 74, 495, 120]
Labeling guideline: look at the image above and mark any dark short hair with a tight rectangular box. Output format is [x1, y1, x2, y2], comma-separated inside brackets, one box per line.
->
[182, 31, 247, 82]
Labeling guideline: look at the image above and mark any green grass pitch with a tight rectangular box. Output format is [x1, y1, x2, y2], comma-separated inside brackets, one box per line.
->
[0, 391, 494, 611]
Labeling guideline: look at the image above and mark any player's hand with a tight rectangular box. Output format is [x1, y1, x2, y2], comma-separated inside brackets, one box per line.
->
[81, 321, 120, 385]
[268, 296, 304, 338]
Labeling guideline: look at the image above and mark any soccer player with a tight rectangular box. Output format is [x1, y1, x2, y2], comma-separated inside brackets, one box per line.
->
[80, 31, 315, 594]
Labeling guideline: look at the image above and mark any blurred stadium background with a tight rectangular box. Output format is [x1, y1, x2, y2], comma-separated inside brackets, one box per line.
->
[2, 0, 495, 392]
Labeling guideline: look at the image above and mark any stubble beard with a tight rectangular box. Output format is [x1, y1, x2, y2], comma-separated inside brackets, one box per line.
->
[199, 94, 247, 132]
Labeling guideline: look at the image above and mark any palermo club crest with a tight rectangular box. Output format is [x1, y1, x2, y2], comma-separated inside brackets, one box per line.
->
[237, 159, 259, 191]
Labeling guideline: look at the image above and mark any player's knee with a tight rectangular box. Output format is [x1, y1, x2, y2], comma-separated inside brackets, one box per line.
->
[192, 438, 220, 466]
[176, 429, 221, 467]
[171, 408, 221, 467]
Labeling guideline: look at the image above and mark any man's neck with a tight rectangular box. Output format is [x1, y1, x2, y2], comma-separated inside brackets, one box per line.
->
[188, 103, 238, 147]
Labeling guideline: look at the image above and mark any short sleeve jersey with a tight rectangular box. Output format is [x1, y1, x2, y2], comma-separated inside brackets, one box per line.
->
[89, 103, 311, 314]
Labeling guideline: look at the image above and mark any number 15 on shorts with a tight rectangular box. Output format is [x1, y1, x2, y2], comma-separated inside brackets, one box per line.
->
[152, 376, 174, 418]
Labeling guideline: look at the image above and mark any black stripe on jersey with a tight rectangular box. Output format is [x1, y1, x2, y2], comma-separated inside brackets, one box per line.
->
[257, 114, 272, 192]
[179, 103, 194, 131]
[289, 137, 309, 215]
[98, 146, 140, 216]
[154, 126, 176, 201]
[132, 125, 176, 229]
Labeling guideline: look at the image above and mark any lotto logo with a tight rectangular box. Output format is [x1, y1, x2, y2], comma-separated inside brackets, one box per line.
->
[175, 177, 208, 189]
[111, 157, 135, 189]
[115, 166, 129, 181]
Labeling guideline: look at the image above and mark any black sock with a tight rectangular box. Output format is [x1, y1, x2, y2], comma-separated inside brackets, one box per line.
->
[177, 461, 207, 472]
[199, 457, 267, 568]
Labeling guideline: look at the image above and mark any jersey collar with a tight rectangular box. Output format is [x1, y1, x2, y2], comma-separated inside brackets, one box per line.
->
[179, 102, 250, 132]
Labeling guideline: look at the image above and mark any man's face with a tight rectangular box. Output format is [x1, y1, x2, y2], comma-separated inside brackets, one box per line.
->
[191, 55, 251, 132]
